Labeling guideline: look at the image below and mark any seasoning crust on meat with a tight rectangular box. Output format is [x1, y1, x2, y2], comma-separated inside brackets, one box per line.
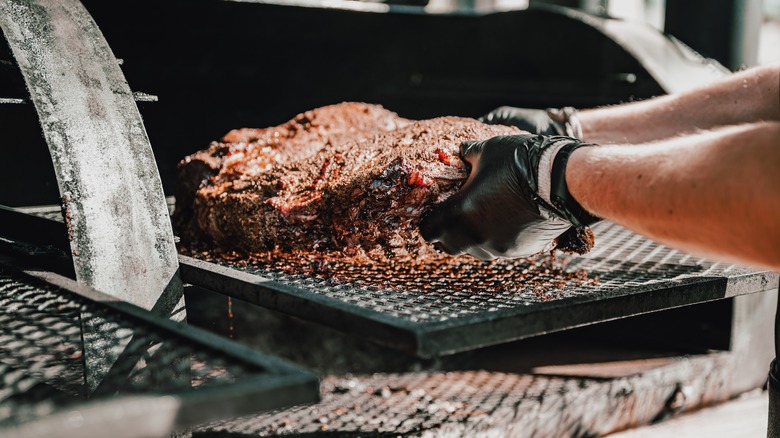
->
[174, 102, 593, 261]
[174, 102, 408, 243]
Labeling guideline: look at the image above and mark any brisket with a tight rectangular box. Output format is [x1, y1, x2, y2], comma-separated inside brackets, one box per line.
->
[174, 102, 593, 261]
[174, 102, 407, 243]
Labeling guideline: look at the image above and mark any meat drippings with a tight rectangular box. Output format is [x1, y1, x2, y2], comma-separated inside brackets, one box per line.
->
[182, 246, 598, 302]
[555, 227, 596, 255]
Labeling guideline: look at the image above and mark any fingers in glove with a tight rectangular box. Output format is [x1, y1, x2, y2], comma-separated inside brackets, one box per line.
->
[460, 140, 486, 167]
[421, 196, 485, 256]
[425, 218, 480, 256]
[465, 246, 498, 261]
[436, 238, 498, 260]
[478, 106, 515, 125]
[420, 184, 472, 242]
[497, 220, 572, 258]
[433, 240, 466, 256]
[478, 106, 557, 134]
[433, 223, 485, 256]
[420, 204, 451, 243]
[420, 140, 487, 242]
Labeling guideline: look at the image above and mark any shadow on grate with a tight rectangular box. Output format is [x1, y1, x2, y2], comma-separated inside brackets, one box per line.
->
[0, 264, 318, 437]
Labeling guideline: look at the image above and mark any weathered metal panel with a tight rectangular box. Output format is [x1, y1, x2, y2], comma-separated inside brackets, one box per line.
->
[0, 0, 179, 312]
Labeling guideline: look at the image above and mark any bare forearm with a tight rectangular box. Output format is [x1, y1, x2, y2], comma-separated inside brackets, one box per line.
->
[567, 122, 780, 269]
[577, 64, 780, 144]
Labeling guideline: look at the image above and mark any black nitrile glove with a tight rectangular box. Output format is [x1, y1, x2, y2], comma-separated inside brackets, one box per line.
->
[420, 134, 599, 260]
[479, 106, 583, 138]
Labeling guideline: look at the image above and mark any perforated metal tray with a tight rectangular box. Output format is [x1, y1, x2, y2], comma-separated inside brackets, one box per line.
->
[0, 262, 318, 438]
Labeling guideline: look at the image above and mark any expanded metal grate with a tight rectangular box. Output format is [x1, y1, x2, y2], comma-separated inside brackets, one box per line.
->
[13, 204, 779, 358]
[181, 222, 777, 358]
[198, 223, 736, 320]
[0, 265, 318, 436]
[196, 357, 733, 437]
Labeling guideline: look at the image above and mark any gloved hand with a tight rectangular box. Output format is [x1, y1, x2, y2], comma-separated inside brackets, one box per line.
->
[479, 106, 583, 138]
[420, 134, 599, 260]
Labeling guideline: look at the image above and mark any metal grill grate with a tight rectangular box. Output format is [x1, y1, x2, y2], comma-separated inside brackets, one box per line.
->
[206, 223, 733, 321]
[0, 265, 318, 436]
[197, 358, 734, 437]
[181, 222, 777, 358]
[12, 204, 778, 358]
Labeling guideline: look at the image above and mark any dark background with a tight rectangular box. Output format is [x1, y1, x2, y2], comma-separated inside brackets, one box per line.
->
[0, 1, 669, 206]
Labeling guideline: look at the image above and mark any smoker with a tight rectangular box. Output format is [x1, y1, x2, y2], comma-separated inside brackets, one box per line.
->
[0, 0, 776, 437]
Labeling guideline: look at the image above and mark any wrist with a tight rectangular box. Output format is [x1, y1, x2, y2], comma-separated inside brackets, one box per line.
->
[546, 107, 583, 138]
[546, 139, 601, 228]
[536, 140, 567, 206]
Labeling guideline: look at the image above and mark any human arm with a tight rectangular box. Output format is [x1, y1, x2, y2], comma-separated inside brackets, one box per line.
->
[426, 65, 780, 265]
[567, 121, 780, 269]
[481, 63, 780, 144]
[421, 122, 780, 269]
[578, 63, 780, 144]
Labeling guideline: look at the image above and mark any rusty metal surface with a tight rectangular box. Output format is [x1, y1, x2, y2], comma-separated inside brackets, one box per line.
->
[196, 355, 735, 437]
[0, 0, 179, 313]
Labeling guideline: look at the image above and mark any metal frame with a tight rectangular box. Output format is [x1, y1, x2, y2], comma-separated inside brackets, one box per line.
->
[5, 205, 777, 359]
[180, 252, 778, 358]
[0, 261, 320, 438]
